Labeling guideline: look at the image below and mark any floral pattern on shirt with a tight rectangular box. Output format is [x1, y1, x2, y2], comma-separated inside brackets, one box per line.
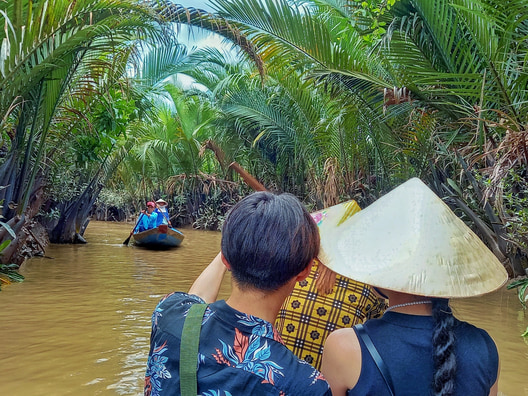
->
[236, 312, 278, 339]
[144, 292, 331, 396]
[202, 391, 233, 396]
[145, 341, 171, 396]
[213, 328, 284, 385]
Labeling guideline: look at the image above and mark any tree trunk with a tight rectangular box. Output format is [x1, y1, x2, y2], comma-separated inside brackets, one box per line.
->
[0, 215, 25, 264]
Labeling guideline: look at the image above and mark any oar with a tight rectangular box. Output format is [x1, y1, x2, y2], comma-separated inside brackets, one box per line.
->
[228, 162, 267, 191]
[156, 203, 172, 227]
[123, 212, 144, 246]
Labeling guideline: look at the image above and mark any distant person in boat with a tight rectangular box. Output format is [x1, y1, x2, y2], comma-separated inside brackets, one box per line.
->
[144, 191, 331, 396]
[154, 198, 171, 227]
[135, 201, 158, 233]
[276, 200, 386, 371]
[320, 178, 507, 396]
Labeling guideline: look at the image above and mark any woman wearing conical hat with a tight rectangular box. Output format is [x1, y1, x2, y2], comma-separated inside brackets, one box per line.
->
[276, 200, 386, 371]
[320, 178, 507, 396]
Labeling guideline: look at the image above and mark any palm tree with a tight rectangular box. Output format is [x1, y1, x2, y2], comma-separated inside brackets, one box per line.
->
[374, 0, 528, 275]
[158, 0, 528, 275]
[158, 0, 413, 190]
[0, 0, 164, 256]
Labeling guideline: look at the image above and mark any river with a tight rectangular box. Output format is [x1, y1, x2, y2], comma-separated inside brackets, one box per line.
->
[0, 221, 526, 395]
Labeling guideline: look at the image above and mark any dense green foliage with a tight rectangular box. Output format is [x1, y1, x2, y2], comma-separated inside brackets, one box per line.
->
[153, 0, 528, 277]
[0, 0, 164, 264]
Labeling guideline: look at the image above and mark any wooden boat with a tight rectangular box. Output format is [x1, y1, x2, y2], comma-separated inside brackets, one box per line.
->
[133, 224, 184, 249]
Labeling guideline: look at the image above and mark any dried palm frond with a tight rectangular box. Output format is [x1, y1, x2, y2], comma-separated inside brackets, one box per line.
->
[323, 157, 340, 207]
[482, 120, 527, 202]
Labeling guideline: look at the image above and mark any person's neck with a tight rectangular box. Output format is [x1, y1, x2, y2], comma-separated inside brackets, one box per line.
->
[226, 281, 294, 323]
[386, 291, 433, 316]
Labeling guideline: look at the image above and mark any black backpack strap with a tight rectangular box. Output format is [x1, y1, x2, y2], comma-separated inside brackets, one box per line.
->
[354, 323, 395, 396]
[180, 303, 208, 396]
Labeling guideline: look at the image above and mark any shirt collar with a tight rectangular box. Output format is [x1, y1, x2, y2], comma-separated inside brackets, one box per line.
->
[212, 300, 284, 344]
[381, 311, 435, 330]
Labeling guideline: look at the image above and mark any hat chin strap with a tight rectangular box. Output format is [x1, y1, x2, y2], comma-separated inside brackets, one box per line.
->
[373, 287, 389, 299]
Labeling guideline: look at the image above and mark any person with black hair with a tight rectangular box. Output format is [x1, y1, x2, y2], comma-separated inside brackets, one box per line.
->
[320, 178, 507, 396]
[144, 191, 331, 396]
[276, 200, 386, 371]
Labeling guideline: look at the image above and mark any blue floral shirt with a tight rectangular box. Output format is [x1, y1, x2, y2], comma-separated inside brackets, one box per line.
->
[145, 292, 331, 396]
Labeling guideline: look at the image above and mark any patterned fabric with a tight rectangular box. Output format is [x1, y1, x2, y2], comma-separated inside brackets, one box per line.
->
[275, 260, 386, 370]
[145, 292, 331, 396]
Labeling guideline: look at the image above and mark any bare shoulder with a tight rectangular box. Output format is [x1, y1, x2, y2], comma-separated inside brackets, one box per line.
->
[328, 328, 360, 349]
[321, 328, 362, 395]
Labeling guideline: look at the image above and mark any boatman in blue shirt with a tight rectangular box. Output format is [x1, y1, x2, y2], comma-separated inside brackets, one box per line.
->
[144, 191, 332, 396]
[135, 201, 158, 233]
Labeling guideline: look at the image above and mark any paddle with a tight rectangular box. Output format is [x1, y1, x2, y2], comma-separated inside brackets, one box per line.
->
[123, 212, 144, 246]
[228, 162, 267, 191]
[156, 203, 172, 227]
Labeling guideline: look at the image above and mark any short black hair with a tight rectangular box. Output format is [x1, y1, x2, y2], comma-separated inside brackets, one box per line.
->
[221, 191, 320, 291]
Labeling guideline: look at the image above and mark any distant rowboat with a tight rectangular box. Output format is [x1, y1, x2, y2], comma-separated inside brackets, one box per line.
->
[133, 224, 184, 249]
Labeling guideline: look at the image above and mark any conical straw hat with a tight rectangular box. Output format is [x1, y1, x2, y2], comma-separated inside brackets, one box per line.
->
[311, 200, 362, 270]
[323, 178, 508, 298]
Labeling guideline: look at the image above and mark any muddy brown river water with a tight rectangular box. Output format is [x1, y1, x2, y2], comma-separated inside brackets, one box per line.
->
[0, 221, 526, 395]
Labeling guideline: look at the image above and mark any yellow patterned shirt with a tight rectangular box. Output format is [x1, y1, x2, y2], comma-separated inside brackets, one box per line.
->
[275, 261, 385, 371]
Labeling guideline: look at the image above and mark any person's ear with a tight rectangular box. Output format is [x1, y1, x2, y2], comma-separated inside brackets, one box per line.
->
[220, 252, 231, 271]
[295, 260, 313, 282]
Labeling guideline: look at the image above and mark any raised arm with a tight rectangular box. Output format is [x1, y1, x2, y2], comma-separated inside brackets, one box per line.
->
[188, 252, 227, 303]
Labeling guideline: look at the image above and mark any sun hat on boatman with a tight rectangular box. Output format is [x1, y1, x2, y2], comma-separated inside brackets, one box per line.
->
[146, 201, 156, 208]
[322, 177, 508, 298]
[156, 198, 167, 205]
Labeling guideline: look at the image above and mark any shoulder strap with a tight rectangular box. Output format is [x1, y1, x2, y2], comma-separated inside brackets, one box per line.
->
[180, 303, 208, 396]
[355, 323, 395, 396]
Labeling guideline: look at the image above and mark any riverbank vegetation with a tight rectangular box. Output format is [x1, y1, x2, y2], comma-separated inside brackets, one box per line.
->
[1, 0, 528, 286]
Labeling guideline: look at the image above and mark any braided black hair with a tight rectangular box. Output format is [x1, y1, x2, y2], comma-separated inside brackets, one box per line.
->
[431, 298, 457, 396]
